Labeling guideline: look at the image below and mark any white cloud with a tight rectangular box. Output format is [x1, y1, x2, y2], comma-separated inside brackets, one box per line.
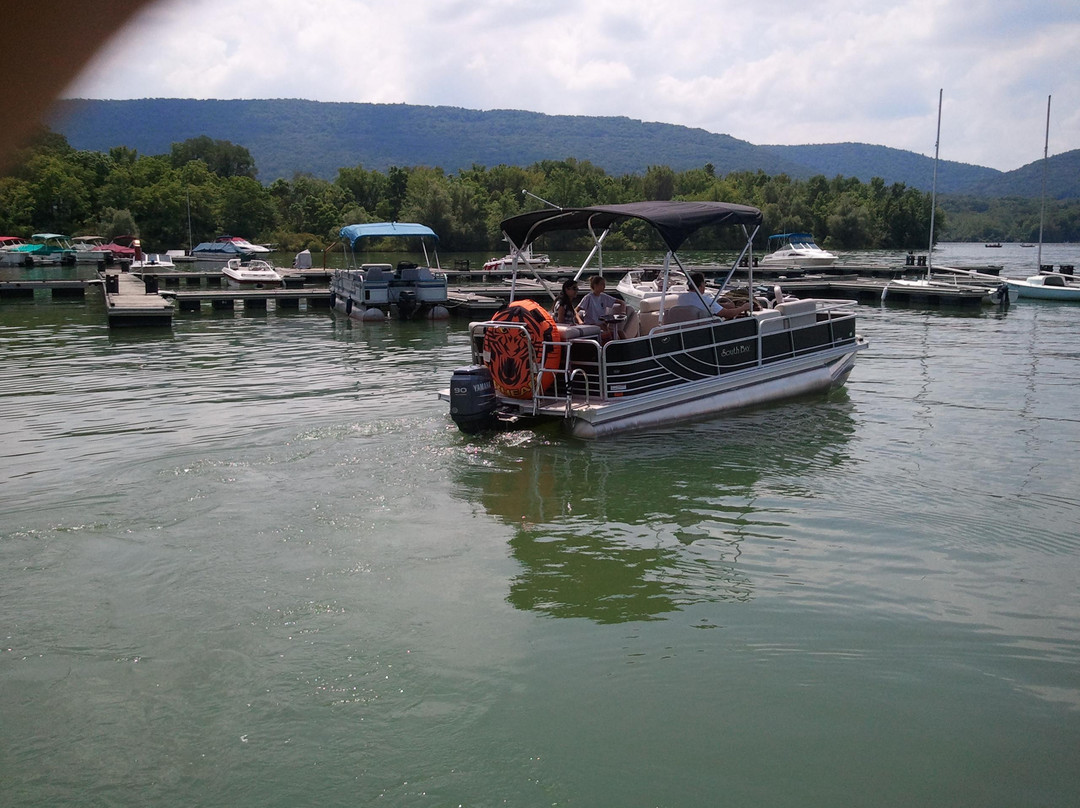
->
[63, 0, 1080, 171]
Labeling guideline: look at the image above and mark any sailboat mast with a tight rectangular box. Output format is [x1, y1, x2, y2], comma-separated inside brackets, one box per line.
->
[1037, 95, 1051, 271]
[926, 88, 942, 279]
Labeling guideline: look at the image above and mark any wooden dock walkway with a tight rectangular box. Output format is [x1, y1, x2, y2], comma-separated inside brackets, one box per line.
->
[103, 269, 174, 327]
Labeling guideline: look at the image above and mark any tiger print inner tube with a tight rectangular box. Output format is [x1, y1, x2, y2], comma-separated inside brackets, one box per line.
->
[485, 299, 564, 399]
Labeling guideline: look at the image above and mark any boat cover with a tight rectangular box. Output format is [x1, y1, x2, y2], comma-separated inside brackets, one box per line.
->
[501, 201, 762, 252]
[339, 222, 439, 246]
[768, 232, 814, 241]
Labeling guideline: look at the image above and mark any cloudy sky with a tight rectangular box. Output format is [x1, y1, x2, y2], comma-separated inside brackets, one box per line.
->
[64, 0, 1078, 172]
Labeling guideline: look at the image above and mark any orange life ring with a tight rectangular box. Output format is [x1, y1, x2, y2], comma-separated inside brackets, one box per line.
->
[485, 299, 564, 399]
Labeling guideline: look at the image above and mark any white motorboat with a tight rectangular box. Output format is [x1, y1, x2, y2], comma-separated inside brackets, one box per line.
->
[191, 235, 271, 260]
[70, 235, 114, 264]
[441, 201, 867, 439]
[615, 269, 690, 310]
[222, 258, 283, 289]
[483, 246, 550, 273]
[759, 233, 837, 268]
[331, 222, 449, 320]
[129, 253, 176, 271]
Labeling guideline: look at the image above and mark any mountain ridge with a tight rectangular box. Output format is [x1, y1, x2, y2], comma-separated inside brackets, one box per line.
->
[48, 98, 1078, 198]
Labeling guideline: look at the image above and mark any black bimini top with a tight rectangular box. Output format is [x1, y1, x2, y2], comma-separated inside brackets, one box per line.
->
[500, 201, 763, 253]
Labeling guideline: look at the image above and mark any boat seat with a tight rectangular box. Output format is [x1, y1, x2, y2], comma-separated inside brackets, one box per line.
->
[637, 294, 683, 333]
[775, 299, 818, 328]
[617, 309, 640, 339]
[661, 305, 709, 325]
[363, 266, 392, 283]
[556, 324, 602, 340]
[398, 266, 436, 281]
[753, 308, 785, 334]
[637, 293, 683, 313]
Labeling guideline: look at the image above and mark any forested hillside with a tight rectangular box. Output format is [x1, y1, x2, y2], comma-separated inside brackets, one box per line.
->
[1, 130, 953, 253]
[763, 143, 1000, 195]
[50, 99, 809, 183]
[48, 98, 1077, 199]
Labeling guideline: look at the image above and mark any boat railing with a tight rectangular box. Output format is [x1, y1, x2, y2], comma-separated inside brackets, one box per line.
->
[473, 300, 859, 410]
[470, 321, 592, 416]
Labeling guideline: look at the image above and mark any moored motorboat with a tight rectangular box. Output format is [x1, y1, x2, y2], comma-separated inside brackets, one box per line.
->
[441, 201, 867, 439]
[0, 236, 33, 266]
[483, 246, 550, 273]
[129, 250, 176, 271]
[99, 235, 138, 260]
[191, 235, 270, 260]
[27, 233, 78, 265]
[331, 222, 449, 320]
[69, 235, 115, 264]
[759, 232, 837, 268]
[222, 257, 283, 289]
[615, 269, 690, 311]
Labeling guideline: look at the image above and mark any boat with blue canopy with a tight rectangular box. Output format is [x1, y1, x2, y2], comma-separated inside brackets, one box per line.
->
[331, 222, 449, 320]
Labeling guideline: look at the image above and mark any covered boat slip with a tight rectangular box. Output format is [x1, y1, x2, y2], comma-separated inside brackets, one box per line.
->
[446, 201, 867, 438]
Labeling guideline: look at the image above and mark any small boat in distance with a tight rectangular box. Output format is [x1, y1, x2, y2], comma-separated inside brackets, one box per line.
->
[222, 257, 283, 289]
[100, 235, 138, 260]
[882, 89, 1017, 306]
[70, 235, 114, 263]
[1003, 96, 1079, 301]
[0, 236, 33, 265]
[759, 232, 837, 268]
[483, 245, 550, 273]
[27, 234, 78, 265]
[191, 235, 271, 260]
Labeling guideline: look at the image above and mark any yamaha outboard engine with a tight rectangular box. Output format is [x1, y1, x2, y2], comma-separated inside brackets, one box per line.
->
[397, 290, 417, 320]
[449, 365, 496, 433]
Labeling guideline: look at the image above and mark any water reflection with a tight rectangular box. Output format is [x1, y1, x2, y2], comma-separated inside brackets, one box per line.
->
[453, 396, 857, 622]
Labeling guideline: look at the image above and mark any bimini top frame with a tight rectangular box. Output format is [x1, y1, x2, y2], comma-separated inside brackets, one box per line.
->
[498, 201, 763, 307]
[338, 221, 441, 270]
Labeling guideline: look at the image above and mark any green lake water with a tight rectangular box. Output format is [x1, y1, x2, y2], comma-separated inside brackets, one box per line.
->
[2, 243, 1079, 807]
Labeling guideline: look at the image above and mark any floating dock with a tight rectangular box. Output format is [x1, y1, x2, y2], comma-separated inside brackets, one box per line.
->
[168, 288, 333, 311]
[140, 268, 334, 288]
[103, 269, 174, 327]
[0, 280, 94, 300]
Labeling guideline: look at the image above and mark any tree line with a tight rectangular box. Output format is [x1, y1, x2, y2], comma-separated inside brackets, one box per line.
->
[6, 127, 1066, 254]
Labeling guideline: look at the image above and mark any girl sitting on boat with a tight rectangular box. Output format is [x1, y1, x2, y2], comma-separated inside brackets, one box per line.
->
[552, 279, 583, 324]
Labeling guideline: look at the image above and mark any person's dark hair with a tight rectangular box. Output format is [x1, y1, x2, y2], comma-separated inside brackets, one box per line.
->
[690, 271, 705, 288]
[555, 278, 579, 311]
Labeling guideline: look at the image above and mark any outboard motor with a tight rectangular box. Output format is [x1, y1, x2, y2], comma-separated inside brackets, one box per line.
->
[397, 290, 417, 320]
[449, 365, 496, 434]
